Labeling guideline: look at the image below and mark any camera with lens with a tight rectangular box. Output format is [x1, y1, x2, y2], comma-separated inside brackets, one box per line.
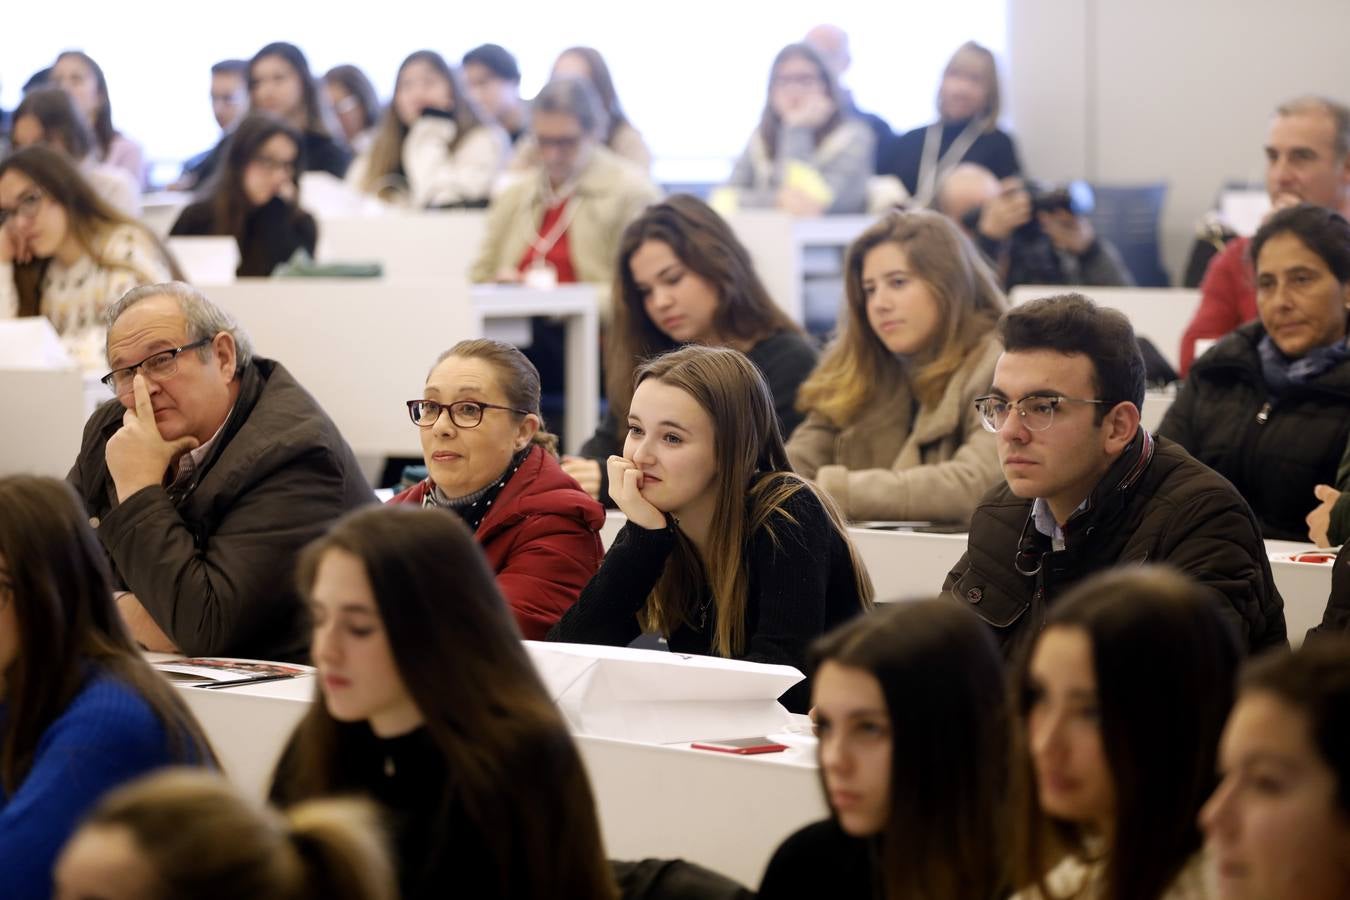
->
[1027, 180, 1096, 217]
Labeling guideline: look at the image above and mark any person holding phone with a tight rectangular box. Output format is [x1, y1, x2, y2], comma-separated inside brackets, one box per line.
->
[170, 114, 317, 277]
[758, 599, 1009, 899]
[269, 505, 616, 900]
[1008, 566, 1240, 900]
[345, 51, 507, 209]
[787, 209, 1005, 527]
[549, 345, 873, 713]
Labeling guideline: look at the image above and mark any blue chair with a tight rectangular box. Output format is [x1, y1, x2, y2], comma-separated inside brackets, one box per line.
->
[1088, 183, 1171, 287]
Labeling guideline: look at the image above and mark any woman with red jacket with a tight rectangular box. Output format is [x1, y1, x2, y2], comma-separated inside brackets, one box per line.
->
[389, 339, 603, 639]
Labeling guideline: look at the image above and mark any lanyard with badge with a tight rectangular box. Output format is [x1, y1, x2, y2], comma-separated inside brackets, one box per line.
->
[912, 116, 988, 208]
[524, 174, 582, 289]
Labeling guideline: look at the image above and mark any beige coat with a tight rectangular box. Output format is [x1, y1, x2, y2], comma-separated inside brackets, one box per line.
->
[470, 145, 661, 284]
[786, 333, 1003, 525]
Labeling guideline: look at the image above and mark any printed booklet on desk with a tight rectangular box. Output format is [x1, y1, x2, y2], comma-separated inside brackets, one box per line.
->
[153, 658, 311, 689]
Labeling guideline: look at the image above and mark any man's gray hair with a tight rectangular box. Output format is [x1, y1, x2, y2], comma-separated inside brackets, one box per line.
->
[1276, 95, 1350, 158]
[532, 76, 607, 139]
[105, 281, 254, 375]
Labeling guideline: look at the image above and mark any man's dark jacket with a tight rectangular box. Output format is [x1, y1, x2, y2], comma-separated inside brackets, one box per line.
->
[69, 358, 374, 661]
[942, 430, 1288, 660]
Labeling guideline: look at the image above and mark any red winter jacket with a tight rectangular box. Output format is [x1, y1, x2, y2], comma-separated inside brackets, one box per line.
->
[1179, 237, 1258, 375]
[389, 445, 604, 639]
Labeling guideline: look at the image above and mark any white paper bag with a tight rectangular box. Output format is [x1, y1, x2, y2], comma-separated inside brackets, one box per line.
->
[524, 641, 803, 745]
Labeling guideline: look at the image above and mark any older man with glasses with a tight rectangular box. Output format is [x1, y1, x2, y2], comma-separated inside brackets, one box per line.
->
[67, 281, 373, 661]
[942, 293, 1287, 661]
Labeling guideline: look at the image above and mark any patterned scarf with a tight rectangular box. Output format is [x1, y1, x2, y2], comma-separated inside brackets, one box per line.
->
[421, 447, 530, 532]
[1258, 334, 1350, 398]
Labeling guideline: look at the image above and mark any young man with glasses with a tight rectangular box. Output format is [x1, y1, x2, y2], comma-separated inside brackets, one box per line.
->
[67, 281, 373, 661]
[943, 293, 1287, 659]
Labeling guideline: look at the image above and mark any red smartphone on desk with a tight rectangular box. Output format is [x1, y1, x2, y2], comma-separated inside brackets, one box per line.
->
[690, 737, 789, 755]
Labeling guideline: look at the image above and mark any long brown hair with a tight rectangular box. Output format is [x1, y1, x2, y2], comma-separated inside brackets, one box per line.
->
[430, 339, 559, 455]
[0, 477, 215, 794]
[635, 346, 872, 656]
[757, 43, 845, 157]
[1011, 567, 1240, 900]
[358, 51, 491, 200]
[0, 145, 184, 317]
[248, 42, 339, 139]
[811, 600, 1010, 899]
[54, 51, 118, 160]
[797, 209, 1004, 425]
[938, 41, 1002, 131]
[276, 505, 615, 899]
[79, 769, 396, 900]
[12, 87, 96, 160]
[607, 194, 803, 441]
[202, 113, 308, 242]
[554, 46, 632, 144]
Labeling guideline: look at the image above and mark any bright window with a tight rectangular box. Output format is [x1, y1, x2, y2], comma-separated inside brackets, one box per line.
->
[3, 1, 1006, 182]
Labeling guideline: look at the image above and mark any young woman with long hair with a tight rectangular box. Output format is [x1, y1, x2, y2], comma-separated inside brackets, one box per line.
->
[1010, 566, 1241, 900]
[787, 208, 1005, 525]
[564, 194, 817, 503]
[246, 41, 351, 178]
[878, 41, 1022, 206]
[550, 345, 873, 713]
[269, 505, 615, 900]
[323, 64, 381, 154]
[0, 145, 181, 367]
[722, 42, 874, 215]
[0, 476, 214, 900]
[1201, 637, 1350, 900]
[760, 600, 1010, 899]
[50, 50, 145, 187]
[170, 113, 318, 277]
[346, 50, 507, 208]
[9, 87, 140, 216]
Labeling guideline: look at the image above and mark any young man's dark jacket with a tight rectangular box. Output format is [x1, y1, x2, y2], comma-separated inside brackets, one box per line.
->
[68, 357, 374, 661]
[942, 430, 1288, 660]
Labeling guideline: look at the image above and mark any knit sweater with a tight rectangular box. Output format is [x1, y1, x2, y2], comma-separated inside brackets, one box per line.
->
[0, 223, 174, 369]
[548, 478, 867, 713]
[0, 670, 187, 900]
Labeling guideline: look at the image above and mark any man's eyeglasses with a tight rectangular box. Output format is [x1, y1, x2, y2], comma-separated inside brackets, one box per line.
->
[974, 394, 1114, 433]
[101, 338, 214, 395]
[406, 399, 530, 429]
[0, 189, 44, 229]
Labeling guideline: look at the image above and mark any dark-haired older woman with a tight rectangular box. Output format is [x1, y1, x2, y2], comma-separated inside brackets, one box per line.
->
[389, 340, 603, 639]
[1158, 203, 1350, 541]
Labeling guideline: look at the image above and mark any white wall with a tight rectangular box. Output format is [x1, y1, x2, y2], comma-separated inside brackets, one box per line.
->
[1008, 0, 1350, 280]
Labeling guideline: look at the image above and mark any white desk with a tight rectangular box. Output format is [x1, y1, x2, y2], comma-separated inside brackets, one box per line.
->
[603, 513, 1327, 645]
[1011, 285, 1201, 375]
[203, 280, 599, 460]
[727, 212, 876, 326]
[174, 671, 823, 887]
[315, 211, 487, 281]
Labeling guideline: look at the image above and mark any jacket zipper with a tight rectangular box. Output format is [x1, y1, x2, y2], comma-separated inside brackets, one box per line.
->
[1255, 401, 1271, 424]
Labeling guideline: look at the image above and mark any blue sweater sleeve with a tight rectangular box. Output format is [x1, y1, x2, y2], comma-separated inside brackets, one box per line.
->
[0, 675, 176, 900]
